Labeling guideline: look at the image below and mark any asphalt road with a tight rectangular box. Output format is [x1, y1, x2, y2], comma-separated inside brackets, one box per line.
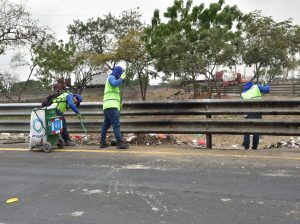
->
[0, 145, 300, 224]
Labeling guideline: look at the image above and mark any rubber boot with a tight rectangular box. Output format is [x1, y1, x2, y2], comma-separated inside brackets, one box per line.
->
[100, 142, 109, 149]
[117, 141, 129, 149]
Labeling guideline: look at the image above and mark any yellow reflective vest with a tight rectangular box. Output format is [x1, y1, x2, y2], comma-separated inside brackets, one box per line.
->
[103, 78, 121, 111]
[52, 92, 68, 113]
[241, 85, 262, 100]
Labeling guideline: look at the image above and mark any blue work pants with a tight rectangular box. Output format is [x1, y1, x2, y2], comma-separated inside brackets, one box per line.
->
[243, 114, 262, 150]
[101, 108, 122, 143]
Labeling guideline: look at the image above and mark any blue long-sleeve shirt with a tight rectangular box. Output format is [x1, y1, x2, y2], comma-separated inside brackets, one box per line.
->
[242, 81, 270, 94]
[108, 75, 124, 87]
[66, 94, 80, 114]
[257, 84, 270, 94]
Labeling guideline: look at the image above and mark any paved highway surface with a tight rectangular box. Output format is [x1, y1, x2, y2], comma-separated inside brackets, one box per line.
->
[0, 145, 299, 224]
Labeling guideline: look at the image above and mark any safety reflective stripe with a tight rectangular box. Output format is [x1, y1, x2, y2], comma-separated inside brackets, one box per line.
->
[103, 78, 121, 110]
[52, 93, 68, 113]
[241, 85, 262, 100]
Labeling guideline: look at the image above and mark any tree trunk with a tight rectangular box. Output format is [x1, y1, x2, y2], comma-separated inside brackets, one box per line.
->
[17, 63, 37, 101]
[138, 72, 146, 101]
[193, 82, 197, 99]
[143, 80, 147, 101]
[212, 80, 221, 98]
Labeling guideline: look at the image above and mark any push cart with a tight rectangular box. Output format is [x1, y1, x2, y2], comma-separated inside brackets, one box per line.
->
[29, 105, 65, 153]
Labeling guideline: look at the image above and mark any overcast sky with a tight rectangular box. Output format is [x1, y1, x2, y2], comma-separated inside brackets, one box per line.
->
[2, 0, 300, 80]
[22, 0, 300, 41]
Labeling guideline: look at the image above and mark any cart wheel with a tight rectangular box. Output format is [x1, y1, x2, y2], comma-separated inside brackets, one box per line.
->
[43, 142, 52, 153]
[57, 138, 65, 149]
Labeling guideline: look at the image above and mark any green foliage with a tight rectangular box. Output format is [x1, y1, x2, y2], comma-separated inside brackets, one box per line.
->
[67, 10, 144, 94]
[0, 72, 18, 92]
[241, 11, 300, 81]
[68, 11, 143, 69]
[144, 0, 242, 98]
[116, 30, 156, 100]
[34, 40, 83, 75]
[0, 0, 42, 55]
[34, 69, 53, 90]
[9, 28, 55, 101]
[10, 80, 44, 92]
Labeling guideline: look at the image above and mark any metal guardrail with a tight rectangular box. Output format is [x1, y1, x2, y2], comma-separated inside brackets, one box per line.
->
[1, 99, 300, 116]
[211, 83, 300, 96]
[0, 99, 299, 148]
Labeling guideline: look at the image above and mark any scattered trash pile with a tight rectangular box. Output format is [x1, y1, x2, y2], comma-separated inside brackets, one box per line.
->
[264, 137, 300, 149]
[72, 133, 207, 148]
[123, 133, 207, 148]
[0, 133, 27, 144]
[0, 132, 207, 148]
[2, 132, 300, 150]
[71, 134, 93, 145]
[125, 134, 177, 146]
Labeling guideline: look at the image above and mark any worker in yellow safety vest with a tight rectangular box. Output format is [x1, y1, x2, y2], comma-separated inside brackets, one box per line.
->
[100, 66, 129, 149]
[241, 80, 270, 150]
[51, 92, 82, 146]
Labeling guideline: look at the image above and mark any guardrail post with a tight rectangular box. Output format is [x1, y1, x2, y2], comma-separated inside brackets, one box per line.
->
[206, 114, 212, 149]
[292, 78, 295, 97]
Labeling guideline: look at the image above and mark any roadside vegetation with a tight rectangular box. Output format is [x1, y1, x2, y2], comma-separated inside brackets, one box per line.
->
[1, 0, 300, 102]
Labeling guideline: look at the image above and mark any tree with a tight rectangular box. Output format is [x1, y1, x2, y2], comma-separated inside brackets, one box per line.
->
[241, 11, 300, 82]
[10, 28, 54, 100]
[144, 0, 242, 98]
[67, 9, 143, 82]
[10, 80, 43, 92]
[0, 71, 19, 102]
[72, 60, 105, 94]
[0, 0, 41, 55]
[0, 0, 54, 101]
[34, 69, 53, 90]
[116, 30, 157, 100]
[33, 40, 83, 89]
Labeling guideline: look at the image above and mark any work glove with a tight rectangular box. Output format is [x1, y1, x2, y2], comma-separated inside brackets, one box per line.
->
[120, 72, 127, 80]
[77, 113, 82, 120]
